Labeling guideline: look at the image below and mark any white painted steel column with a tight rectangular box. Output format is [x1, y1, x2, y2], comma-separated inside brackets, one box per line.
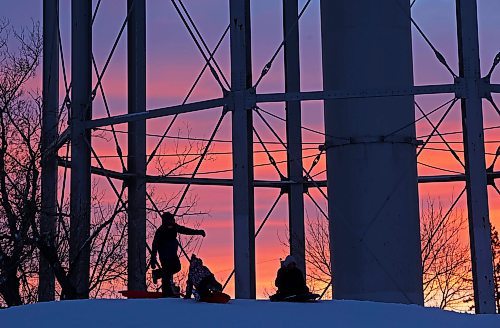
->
[283, 0, 305, 274]
[69, 0, 92, 299]
[320, 0, 423, 304]
[127, 0, 147, 292]
[456, 0, 496, 314]
[230, 0, 256, 299]
[39, 0, 58, 302]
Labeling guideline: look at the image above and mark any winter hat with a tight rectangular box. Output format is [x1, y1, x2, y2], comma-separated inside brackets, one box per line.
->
[190, 254, 202, 266]
[161, 212, 175, 224]
[283, 255, 297, 267]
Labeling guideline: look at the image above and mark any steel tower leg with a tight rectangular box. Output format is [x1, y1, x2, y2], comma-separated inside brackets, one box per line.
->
[283, 0, 305, 274]
[456, 0, 496, 314]
[320, 0, 423, 304]
[229, 0, 256, 299]
[39, 0, 58, 302]
[127, 0, 147, 292]
[69, 0, 92, 299]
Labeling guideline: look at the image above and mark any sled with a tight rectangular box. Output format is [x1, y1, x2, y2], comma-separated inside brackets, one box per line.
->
[120, 290, 164, 299]
[285, 293, 320, 302]
[120, 289, 183, 299]
[270, 293, 320, 302]
[198, 291, 231, 304]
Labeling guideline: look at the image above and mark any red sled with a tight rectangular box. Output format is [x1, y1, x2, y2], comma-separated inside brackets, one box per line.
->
[120, 290, 164, 299]
[198, 291, 231, 304]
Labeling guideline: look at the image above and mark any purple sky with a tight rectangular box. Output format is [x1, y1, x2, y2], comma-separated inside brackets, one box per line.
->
[2, 0, 499, 297]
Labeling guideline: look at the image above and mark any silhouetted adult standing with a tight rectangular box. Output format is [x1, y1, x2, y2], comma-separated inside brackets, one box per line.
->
[151, 212, 205, 296]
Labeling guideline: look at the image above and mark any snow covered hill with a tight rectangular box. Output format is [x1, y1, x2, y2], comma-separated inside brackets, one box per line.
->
[1, 298, 498, 327]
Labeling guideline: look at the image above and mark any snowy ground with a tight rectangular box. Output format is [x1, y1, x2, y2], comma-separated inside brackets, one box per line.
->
[1, 298, 498, 328]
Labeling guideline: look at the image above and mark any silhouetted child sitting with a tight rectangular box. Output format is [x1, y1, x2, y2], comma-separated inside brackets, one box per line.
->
[270, 255, 312, 302]
[185, 254, 223, 301]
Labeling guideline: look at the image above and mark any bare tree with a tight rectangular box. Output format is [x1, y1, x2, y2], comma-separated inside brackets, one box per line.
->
[25, 178, 128, 300]
[87, 184, 128, 298]
[0, 20, 207, 305]
[277, 213, 331, 299]
[303, 214, 331, 298]
[144, 122, 213, 293]
[283, 196, 474, 310]
[0, 19, 42, 307]
[491, 225, 500, 313]
[420, 197, 473, 310]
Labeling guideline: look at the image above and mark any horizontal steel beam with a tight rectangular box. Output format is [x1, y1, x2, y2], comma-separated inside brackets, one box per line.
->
[58, 158, 132, 180]
[82, 84, 464, 129]
[418, 172, 496, 183]
[490, 83, 500, 93]
[84, 97, 226, 129]
[146, 175, 291, 187]
[146, 172, 499, 187]
[57, 160, 499, 187]
[254, 84, 458, 104]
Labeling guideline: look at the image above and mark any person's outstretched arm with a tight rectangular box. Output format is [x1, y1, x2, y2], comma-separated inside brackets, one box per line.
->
[176, 224, 205, 237]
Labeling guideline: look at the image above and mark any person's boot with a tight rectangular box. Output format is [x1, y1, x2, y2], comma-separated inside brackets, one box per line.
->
[170, 277, 181, 297]
[162, 279, 173, 297]
[193, 289, 200, 301]
[162, 277, 178, 297]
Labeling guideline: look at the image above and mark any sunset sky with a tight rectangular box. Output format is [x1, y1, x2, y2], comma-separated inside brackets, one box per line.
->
[3, 0, 499, 298]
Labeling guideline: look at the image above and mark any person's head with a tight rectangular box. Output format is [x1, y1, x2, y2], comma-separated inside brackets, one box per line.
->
[282, 255, 297, 269]
[190, 254, 202, 266]
[161, 212, 175, 225]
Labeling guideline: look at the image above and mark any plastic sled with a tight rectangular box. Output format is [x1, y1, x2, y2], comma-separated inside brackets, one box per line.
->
[198, 291, 231, 304]
[270, 293, 320, 302]
[120, 290, 164, 299]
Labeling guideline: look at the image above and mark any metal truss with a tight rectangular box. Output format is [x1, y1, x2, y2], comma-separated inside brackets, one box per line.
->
[39, 0, 499, 312]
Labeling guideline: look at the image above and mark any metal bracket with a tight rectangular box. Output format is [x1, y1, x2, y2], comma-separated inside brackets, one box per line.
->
[220, 89, 231, 114]
[324, 135, 421, 149]
[454, 77, 467, 99]
[302, 176, 309, 194]
[279, 175, 290, 195]
[246, 87, 257, 109]
[224, 88, 257, 112]
[454, 76, 491, 99]
[480, 77, 493, 100]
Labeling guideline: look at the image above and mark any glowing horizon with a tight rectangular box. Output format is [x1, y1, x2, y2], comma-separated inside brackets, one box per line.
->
[3, 0, 499, 300]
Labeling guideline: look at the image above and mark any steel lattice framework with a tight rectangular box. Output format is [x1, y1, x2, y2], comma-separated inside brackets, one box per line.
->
[39, 0, 499, 313]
